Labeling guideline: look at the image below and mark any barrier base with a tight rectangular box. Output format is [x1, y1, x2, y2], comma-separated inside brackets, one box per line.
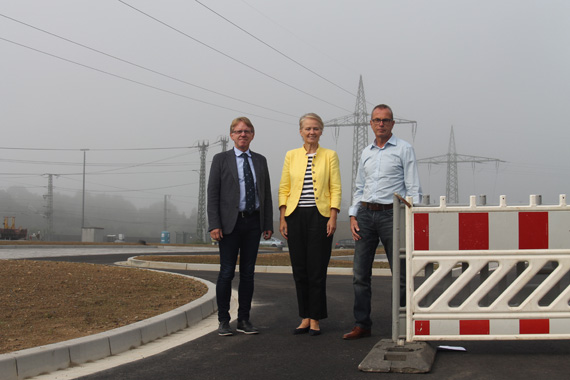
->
[358, 339, 436, 373]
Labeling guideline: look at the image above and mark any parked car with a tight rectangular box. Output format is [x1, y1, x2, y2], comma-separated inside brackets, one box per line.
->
[335, 239, 355, 249]
[259, 237, 285, 248]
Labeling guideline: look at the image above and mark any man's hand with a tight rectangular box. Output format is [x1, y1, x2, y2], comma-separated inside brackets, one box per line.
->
[350, 216, 361, 240]
[263, 230, 273, 240]
[210, 228, 223, 241]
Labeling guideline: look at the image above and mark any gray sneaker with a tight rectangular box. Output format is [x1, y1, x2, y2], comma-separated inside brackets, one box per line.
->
[236, 320, 259, 334]
[218, 321, 233, 336]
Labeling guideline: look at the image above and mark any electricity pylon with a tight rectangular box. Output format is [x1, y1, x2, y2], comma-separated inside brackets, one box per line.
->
[418, 126, 504, 204]
[42, 174, 58, 241]
[196, 141, 209, 242]
[219, 135, 229, 152]
[325, 76, 418, 201]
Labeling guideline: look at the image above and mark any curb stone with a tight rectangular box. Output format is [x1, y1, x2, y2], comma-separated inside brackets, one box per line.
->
[0, 273, 216, 380]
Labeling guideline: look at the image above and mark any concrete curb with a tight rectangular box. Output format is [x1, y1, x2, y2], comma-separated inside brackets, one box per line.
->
[0, 273, 217, 380]
[125, 256, 393, 276]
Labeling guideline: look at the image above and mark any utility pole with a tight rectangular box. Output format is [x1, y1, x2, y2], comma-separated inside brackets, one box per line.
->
[196, 141, 209, 243]
[418, 126, 504, 204]
[163, 195, 171, 231]
[325, 76, 417, 200]
[81, 149, 88, 230]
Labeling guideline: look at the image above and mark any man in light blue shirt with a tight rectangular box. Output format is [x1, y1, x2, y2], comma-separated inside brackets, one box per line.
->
[343, 104, 422, 340]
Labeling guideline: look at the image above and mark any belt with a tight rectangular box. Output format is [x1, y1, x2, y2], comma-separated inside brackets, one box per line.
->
[361, 202, 392, 211]
[239, 210, 259, 218]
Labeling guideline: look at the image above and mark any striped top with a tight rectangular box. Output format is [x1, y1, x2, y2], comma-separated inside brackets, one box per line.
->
[298, 153, 316, 207]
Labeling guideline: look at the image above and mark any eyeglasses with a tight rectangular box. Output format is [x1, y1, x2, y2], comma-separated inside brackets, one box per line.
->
[371, 118, 393, 124]
[232, 130, 253, 135]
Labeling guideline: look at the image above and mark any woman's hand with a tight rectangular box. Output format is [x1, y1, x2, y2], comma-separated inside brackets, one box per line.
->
[279, 219, 288, 239]
[327, 208, 338, 237]
[326, 218, 336, 237]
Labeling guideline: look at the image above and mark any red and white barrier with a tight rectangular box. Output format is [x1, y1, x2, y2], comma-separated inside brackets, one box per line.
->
[405, 194, 570, 341]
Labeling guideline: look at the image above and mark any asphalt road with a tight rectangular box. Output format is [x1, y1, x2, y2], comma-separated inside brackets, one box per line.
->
[30, 252, 570, 379]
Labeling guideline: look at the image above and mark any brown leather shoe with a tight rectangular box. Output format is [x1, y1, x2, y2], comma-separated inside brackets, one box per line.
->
[342, 326, 371, 340]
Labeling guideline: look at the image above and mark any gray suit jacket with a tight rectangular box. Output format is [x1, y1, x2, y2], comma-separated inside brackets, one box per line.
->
[207, 149, 273, 235]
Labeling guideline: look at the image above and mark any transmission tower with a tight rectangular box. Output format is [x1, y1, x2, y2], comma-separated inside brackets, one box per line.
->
[42, 174, 57, 241]
[219, 135, 229, 152]
[196, 141, 209, 242]
[325, 76, 418, 201]
[418, 126, 504, 204]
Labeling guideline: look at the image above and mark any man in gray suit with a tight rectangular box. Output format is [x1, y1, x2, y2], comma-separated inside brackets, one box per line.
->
[207, 116, 273, 336]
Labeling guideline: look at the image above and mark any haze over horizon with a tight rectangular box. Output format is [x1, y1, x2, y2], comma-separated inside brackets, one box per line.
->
[2, 0, 569, 230]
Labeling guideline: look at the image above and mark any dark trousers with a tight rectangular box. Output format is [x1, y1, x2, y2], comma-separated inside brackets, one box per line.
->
[216, 212, 261, 322]
[286, 207, 333, 320]
[352, 207, 406, 329]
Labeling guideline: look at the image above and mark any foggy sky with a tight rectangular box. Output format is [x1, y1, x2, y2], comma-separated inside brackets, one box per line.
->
[1, 0, 569, 224]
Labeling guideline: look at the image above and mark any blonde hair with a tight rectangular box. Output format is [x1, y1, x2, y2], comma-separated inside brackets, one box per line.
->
[230, 116, 255, 134]
[299, 113, 324, 130]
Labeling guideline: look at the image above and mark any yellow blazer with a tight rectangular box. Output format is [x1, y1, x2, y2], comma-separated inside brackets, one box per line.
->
[279, 145, 341, 217]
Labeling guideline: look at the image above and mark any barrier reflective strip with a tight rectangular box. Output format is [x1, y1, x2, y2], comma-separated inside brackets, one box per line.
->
[459, 213, 489, 250]
[520, 319, 549, 334]
[414, 213, 429, 250]
[549, 211, 570, 249]
[414, 211, 557, 251]
[460, 319, 490, 335]
[519, 212, 548, 249]
[415, 320, 430, 335]
[414, 319, 568, 335]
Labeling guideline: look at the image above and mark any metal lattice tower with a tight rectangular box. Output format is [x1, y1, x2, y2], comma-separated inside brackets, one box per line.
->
[446, 126, 459, 202]
[418, 126, 504, 204]
[220, 135, 229, 152]
[325, 76, 369, 201]
[43, 174, 56, 241]
[196, 141, 209, 242]
[325, 76, 418, 201]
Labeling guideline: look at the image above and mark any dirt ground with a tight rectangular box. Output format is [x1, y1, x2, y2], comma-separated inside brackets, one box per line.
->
[0, 260, 207, 354]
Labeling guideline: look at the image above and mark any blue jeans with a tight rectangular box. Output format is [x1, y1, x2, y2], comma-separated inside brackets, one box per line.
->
[216, 212, 261, 322]
[352, 206, 405, 329]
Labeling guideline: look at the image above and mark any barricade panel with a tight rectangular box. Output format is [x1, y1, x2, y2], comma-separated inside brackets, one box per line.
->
[406, 195, 570, 341]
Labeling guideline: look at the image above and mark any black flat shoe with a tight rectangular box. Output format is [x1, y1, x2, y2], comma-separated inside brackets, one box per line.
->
[293, 327, 310, 335]
[309, 329, 321, 336]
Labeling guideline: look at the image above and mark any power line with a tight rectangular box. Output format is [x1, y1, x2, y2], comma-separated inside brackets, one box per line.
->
[238, 0, 360, 77]
[195, 0, 357, 98]
[0, 36, 289, 124]
[0, 12, 297, 119]
[0, 142, 206, 152]
[118, 0, 352, 113]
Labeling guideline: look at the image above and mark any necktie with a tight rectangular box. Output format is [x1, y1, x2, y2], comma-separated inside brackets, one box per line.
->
[241, 153, 255, 213]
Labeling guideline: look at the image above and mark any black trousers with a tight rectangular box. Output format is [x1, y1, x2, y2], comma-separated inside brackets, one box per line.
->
[286, 207, 333, 320]
[216, 211, 261, 322]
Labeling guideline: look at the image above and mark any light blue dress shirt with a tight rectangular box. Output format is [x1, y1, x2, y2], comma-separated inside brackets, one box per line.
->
[349, 135, 422, 217]
[234, 147, 259, 212]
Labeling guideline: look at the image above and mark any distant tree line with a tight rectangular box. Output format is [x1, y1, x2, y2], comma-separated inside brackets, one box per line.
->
[0, 187, 196, 243]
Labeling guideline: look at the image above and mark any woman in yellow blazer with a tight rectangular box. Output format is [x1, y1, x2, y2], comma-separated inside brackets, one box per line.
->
[279, 113, 341, 336]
